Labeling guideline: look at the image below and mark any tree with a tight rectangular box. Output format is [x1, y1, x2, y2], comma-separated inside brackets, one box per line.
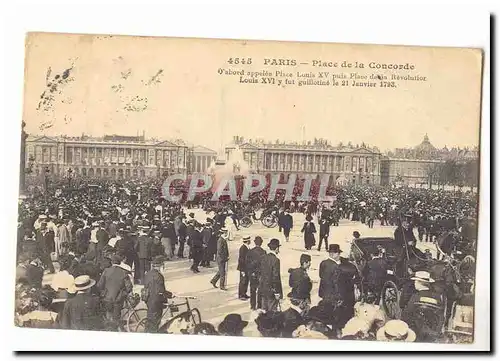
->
[442, 159, 459, 189]
[463, 159, 479, 191]
[425, 163, 441, 189]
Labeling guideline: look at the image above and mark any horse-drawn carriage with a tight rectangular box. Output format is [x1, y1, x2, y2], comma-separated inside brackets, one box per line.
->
[349, 236, 475, 341]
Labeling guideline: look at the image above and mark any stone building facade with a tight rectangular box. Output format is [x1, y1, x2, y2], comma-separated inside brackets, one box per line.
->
[25, 134, 189, 180]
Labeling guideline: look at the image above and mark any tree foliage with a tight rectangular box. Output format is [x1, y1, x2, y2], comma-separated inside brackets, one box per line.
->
[425, 159, 479, 190]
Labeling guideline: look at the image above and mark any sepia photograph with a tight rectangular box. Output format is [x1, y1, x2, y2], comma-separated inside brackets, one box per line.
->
[13, 30, 485, 350]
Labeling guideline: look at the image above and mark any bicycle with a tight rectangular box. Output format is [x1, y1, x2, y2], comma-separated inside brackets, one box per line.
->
[120, 294, 148, 332]
[133, 295, 201, 333]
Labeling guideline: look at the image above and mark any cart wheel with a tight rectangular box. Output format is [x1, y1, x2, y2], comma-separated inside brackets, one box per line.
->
[381, 280, 401, 319]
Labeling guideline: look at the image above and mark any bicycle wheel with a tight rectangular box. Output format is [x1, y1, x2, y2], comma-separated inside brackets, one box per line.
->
[126, 308, 148, 332]
[240, 216, 252, 228]
[159, 309, 202, 334]
[134, 317, 148, 333]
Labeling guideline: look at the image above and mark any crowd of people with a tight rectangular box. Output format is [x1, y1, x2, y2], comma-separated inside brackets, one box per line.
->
[15, 176, 477, 343]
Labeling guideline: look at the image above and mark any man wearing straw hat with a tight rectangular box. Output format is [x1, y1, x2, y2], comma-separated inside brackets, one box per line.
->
[60, 275, 102, 330]
[401, 270, 445, 341]
[237, 236, 251, 300]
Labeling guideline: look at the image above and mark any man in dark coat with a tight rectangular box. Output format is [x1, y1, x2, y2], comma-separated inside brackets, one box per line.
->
[281, 288, 307, 338]
[143, 256, 173, 333]
[176, 217, 187, 258]
[61, 275, 103, 330]
[190, 223, 204, 273]
[401, 271, 445, 342]
[97, 255, 133, 330]
[210, 227, 229, 290]
[318, 216, 331, 252]
[201, 219, 214, 267]
[300, 215, 316, 250]
[246, 236, 266, 310]
[277, 208, 285, 233]
[281, 210, 293, 242]
[318, 244, 359, 328]
[259, 238, 283, 312]
[135, 227, 153, 284]
[237, 236, 251, 300]
[394, 216, 417, 248]
[80, 223, 92, 255]
[36, 223, 55, 274]
[186, 219, 196, 260]
[362, 248, 389, 303]
[96, 221, 109, 262]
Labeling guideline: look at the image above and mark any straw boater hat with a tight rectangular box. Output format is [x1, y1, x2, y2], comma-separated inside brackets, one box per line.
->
[376, 320, 416, 342]
[72, 275, 96, 292]
[118, 262, 132, 273]
[411, 270, 435, 283]
[242, 236, 251, 243]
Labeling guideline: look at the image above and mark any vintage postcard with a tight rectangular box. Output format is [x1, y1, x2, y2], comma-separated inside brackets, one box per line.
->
[16, 32, 483, 346]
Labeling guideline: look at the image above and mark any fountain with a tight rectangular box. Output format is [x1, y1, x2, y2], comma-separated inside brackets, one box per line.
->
[206, 145, 250, 193]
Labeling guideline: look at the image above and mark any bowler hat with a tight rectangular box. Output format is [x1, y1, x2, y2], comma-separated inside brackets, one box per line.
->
[328, 244, 342, 253]
[267, 238, 281, 250]
[300, 254, 311, 264]
[305, 215, 313, 221]
[218, 314, 248, 335]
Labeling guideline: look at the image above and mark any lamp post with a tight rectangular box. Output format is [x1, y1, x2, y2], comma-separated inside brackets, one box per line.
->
[67, 168, 73, 188]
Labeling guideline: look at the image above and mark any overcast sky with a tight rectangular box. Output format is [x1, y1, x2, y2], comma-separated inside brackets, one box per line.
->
[23, 33, 482, 153]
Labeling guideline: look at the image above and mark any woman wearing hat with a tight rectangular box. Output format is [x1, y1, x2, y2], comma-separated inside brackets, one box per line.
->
[300, 215, 316, 250]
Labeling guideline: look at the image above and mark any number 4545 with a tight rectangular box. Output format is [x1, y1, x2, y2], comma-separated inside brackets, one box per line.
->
[228, 58, 252, 65]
